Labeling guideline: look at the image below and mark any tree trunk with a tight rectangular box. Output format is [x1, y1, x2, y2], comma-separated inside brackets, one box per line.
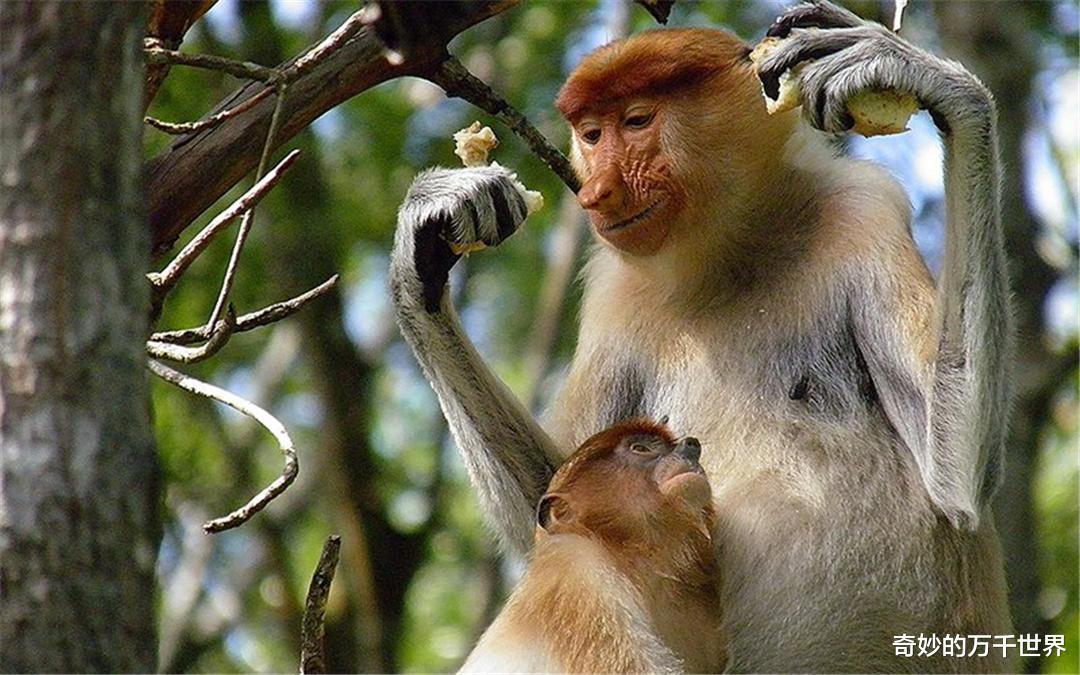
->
[0, 2, 160, 671]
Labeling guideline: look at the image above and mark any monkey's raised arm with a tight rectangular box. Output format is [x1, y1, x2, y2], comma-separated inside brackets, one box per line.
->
[761, 2, 1011, 529]
[389, 166, 562, 555]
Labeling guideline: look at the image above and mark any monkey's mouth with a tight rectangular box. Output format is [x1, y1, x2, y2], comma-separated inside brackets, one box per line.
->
[601, 201, 663, 233]
[659, 466, 711, 508]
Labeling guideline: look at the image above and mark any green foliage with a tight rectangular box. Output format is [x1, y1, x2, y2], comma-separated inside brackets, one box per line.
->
[1038, 378, 1080, 674]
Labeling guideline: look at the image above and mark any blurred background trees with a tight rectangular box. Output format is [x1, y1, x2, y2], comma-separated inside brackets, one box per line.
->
[145, 1, 1077, 672]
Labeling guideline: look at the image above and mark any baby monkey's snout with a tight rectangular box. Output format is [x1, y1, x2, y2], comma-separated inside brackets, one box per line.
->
[674, 437, 701, 463]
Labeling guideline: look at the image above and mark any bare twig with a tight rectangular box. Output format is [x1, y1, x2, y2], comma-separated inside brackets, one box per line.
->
[152, 276, 338, 346]
[299, 535, 342, 675]
[148, 149, 301, 302]
[147, 305, 236, 363]
[429, 56, 580, 194]
[147, 359, 299, 534]
[205, 83, 289, 331]
[286, 9, 371, 79]
[146, 45, 280, 83]
[147, 8, 366, 137]
[145, 86, 274, 135]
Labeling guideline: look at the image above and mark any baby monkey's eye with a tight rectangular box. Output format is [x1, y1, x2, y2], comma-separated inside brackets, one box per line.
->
[629, 442, 657, 455]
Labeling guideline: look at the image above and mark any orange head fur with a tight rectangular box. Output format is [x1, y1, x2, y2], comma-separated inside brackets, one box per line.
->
[556, 28, 752, 124]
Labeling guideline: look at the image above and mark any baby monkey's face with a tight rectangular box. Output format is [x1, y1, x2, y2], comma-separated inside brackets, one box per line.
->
[616, 432, 711, 510]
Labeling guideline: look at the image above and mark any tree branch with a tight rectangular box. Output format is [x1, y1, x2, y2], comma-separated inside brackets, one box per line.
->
[145, 86, 274, 135]
[147, 359, 299, 534]
[429, 56, 580, 194]
[151, 275, 339, 346]
[148, 149, 300, 306]
[147, 1, 518, 255]
[205, 83, 289, 331]
[300, 535, 342, 675]
[146, 306, 236, 363]
[145, 45, 280, 82]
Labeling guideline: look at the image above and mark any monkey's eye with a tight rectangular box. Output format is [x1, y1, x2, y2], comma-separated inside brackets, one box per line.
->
[624, 112, 654, 129]
[629, 442, 658, 455]
[581, 127, 602, 144]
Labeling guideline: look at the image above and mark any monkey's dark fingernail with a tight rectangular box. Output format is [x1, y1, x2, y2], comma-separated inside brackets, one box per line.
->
[766, 20, 792, 38]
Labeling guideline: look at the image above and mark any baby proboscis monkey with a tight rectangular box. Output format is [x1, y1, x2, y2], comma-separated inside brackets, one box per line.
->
[460, 419, 723, 674]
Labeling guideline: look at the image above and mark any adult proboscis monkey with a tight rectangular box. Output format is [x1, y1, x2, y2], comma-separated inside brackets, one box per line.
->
[389, 2, 1014, 670]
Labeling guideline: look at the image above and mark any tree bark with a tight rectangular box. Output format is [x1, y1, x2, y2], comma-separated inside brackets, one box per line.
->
[0, 2, 159, 671]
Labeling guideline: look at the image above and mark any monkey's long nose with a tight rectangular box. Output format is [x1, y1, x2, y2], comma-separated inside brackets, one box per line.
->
[577, 164, 627, 213]
[674, 437, 701, 463]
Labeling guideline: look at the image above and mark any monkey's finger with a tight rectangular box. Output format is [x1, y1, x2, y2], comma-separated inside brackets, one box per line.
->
[800, 55, 857, 132]
[766, 1, 864, 39]
[756, 28, 863, 101]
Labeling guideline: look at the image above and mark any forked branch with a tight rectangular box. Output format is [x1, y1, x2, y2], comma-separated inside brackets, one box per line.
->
[148, 149, 300, 306]
[152, 276, 338, 346]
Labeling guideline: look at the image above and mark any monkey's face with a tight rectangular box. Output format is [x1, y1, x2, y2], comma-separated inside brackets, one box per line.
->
[537, 423, 713, 548]
[569, 102, 688, 257]
[616, 432, 712, 511]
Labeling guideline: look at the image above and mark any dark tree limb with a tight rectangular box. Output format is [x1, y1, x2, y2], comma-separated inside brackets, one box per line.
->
[147, 0, 518, 256]
[634, 0, 676, 24]
[146, 83, 274, 135]
[429, 56, 580, 194]
[300, 535, 342, 675]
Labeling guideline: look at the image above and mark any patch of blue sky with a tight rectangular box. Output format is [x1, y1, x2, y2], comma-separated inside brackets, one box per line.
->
[269, 0, 318, 32]
[202, 0, 241, 45]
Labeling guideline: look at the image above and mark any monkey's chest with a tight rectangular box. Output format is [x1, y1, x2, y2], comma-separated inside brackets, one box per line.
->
[609, 318, 881, 440]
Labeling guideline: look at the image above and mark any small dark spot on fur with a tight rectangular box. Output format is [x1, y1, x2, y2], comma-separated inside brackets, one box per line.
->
[789, 375, 811, 400]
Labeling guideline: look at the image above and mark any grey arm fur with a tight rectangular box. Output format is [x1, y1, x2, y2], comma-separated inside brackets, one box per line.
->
[389, 166, 562, 555]
[763, 1, 1012, 528]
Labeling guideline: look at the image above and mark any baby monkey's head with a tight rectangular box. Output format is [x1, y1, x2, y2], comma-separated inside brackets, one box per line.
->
[536, 419, 714, 575]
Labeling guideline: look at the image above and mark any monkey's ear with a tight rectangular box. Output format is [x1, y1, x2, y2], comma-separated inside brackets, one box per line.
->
[536, 493, 573, 532]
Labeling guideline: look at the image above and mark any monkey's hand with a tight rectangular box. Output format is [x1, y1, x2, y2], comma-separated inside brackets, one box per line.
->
[392, 166, 528, 313]
[757, 1, 993, 136]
